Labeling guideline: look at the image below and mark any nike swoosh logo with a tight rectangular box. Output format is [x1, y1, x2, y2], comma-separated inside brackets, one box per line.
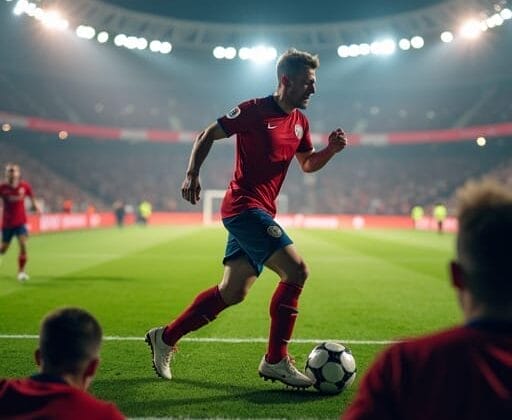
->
[267, 124, 277, 129]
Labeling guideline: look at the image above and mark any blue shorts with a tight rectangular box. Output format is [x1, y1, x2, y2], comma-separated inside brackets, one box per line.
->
[2, 225, 29, 244]
[222, 208, 293, 276]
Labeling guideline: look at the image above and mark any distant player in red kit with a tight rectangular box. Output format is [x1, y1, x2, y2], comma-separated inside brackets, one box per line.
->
[146, 48, 348, 388]
[0, 163, 40, 282]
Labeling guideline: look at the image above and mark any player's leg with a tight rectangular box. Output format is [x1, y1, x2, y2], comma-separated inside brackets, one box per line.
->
[257, 244, 312, 388]
[16, 227, 29, 281]
[0, 228, 14, 270]
[264, 244, 308, 362]
[145, 256, 257, 380]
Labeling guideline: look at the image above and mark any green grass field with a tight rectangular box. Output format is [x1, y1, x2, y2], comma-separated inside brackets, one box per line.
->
[0, 225, 461, 419]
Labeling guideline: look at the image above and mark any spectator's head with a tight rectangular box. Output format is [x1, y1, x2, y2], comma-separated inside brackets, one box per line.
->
[5, 163, 20, 184]
[276, 48, 319, 110]
[450, 179, 512, 320]
[35, 307, 103, 390]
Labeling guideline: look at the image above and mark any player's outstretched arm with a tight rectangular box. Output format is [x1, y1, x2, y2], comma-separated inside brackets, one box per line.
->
[296, 128, 347, 173]
[181, 122, 227, 205]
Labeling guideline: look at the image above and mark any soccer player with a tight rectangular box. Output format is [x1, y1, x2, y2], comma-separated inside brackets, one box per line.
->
[0, 307, 125, 419]
[343, 179, 512, 420]
[146, 48, 347, 388]
[0, 163, 39, 281]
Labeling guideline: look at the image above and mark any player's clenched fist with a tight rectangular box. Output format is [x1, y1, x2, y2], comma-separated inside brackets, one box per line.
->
[328, 128, 348, 153]
[181, 174, 201, 205]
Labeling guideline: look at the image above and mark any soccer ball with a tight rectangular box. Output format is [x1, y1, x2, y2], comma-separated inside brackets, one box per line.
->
[305, 341, 356, 394]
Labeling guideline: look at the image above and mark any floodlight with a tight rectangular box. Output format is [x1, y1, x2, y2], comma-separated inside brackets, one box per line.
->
[348, 44, 360, 57]
[137, 37, 148, 50]
[410, 36, 424, 49]
[476, 136, 486, 146]
[337, 45, 349, 58]
[124, 36, 138, 49]
[97, 31, 109, 43]
[149, 40, 161, 52]
[13, 0, 28, 16]
[114, 34, 126, 47]
[76, 25, 96, 40]
[460, 19, 482, 39]
[398, 38, 411, 50]
[440, 31, 454, 43]
[501, 8, 512, 20]
[160, 42, 172, 54]
[213, 46, 225, 59]
[224, 47, 237, 59]
[359, 43, 370, 55]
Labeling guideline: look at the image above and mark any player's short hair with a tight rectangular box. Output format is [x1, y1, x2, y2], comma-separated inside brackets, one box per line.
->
[5, 163, 19, 172]
[455, 178, 512, 308]
[276, 48, 319, 81]
[39, 307, 102, 374]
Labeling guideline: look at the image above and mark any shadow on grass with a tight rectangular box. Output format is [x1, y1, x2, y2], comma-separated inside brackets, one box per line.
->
[93, 375, 334, 413]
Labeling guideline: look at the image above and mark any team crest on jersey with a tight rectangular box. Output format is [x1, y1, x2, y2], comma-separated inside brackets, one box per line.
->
[294, 124, 304, 140]
[267, 225, 282, 238]
[18, 187, 25, 195]
[226, 106, 241, 119]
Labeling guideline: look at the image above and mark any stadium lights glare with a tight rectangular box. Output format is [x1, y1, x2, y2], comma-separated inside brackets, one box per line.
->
[58, 130, 69, 140]
[440, 31, 454, 43]
[97, 31, 109, 43]
[215, 45, 276, 62]
[476, 136, 486, 146]
[460, 19, 483, 39]
[398, 38, 411, 50]
[13, 1, 69, 30]
[114, 34, 126, 47]
[370, 39, 396, 55]
[501, 8, 512, 20]
[2, 123, 12, 132]
[76, 25, 96, 40]
[159, 41, 172, 54]
[410, 36, 424, 49]
[337, 45, 349, 58]
[137, 37, 148, 50]
[150, 40, 162, 52]
[213, 46, 225, 59]
[224, 46, 237, 59]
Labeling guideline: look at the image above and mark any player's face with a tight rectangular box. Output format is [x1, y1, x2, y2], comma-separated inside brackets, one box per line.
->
[286, 67, 316, 110]
[5, 166, 20, 183]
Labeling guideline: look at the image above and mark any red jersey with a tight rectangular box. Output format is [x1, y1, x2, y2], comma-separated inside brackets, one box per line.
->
[217, 95, 313, 218]
[0, 375, 124, 419]
[343, 321, 512, 420]
[0, 180, 33, 228]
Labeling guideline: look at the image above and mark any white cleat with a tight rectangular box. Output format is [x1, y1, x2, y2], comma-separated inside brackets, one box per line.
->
[17, 272, 29, 282]
[258, 355, 313, 389]
[145, 326, 175, 380]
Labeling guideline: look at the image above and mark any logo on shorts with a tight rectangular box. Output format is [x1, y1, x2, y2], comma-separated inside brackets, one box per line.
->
[294, 124, 304, 140]
[267, 225, 282, 238]
[226, 106, 241, 119]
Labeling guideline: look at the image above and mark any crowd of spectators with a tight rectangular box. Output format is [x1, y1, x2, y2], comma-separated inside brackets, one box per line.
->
[2, 133, 510, 216]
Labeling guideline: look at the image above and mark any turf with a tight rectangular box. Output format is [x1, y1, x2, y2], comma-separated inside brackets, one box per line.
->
[0, 225, 460, 418]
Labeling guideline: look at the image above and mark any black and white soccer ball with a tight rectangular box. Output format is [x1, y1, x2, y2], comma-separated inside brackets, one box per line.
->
[305, 341, 356, 394]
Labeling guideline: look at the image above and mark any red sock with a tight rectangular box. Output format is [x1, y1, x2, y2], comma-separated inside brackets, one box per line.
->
[266, 281, 303, 364]
[162, 286, 228, 346]
[18, 253, 27, 272]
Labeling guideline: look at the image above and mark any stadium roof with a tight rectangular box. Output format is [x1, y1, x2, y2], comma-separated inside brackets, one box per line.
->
[101, 0, 447, 25]
[43, 0, 502, 51]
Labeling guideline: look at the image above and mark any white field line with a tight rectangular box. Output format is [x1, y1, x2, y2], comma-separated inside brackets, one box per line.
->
[0, 334, 396, 345]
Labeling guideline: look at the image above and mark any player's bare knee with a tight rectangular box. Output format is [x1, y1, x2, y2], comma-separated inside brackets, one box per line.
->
[219, 285, 248, 306]
[286, 261, 309, 286]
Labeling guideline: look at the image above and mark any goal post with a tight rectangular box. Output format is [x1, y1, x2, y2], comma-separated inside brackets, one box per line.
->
[203, 190, 226, 225]
[203, 189, 289, 225]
